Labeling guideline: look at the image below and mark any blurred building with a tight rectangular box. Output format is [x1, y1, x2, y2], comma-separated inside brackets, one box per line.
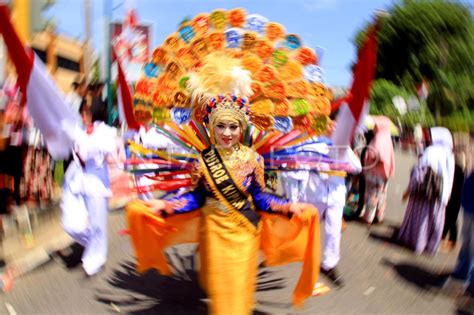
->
[2, 0, 86, 92]
[31, 30, 86, 92]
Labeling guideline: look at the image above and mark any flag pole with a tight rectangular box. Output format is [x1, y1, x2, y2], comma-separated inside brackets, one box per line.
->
[104, 0, 113, 125]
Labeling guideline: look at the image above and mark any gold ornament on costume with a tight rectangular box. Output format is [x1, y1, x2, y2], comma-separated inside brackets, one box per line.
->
[174, 91, 190, 107]
[191, 37, 208, 60]
[152, 47, 169, 66]
[153, 107, 171, 122]
[152, 89, 172, 107]
[255, 65, 277, 83]
[326, 88, 334, 102]
[274, 99, 290, 116]
[262, 80, 286, 100]
[286, 80, 310, 98]
[310, 96, 331, 116]
[192, 14, 210, 36]
[250, 112, 274, 130]
[265, 22, 285, 42]
[311, 82, 327, 97]
[134, 105, 153, 124]
[163, 34, 181, 51]
[272, 49, 289, 68]
[255, 40, 273, 61]
[135, 79, 153, 96]
[165, 60, 183, 80]
[292, 115, 313, 132]
[241, 53, 263, 74]
[295, 47, 317, 65]
[250, 99, 274, 115]
[210, 9, 227, 30]
[176, 47, 194, 69]
[241, 32, 257, 51]
[249, 82, 262, 102]
[227, 8, 246, 27]
[311, 115, 329, 135]
[225, 49, 243, 59]
[208, 31, 225, 52]
[156, 73, 176, 95]
[279, 60, 303, 82]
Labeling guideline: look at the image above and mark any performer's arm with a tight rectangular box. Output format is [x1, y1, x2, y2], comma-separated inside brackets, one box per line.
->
[163, 179, 207, 213]
[145, 161, 207, 214]
[249, 155, 292, 214]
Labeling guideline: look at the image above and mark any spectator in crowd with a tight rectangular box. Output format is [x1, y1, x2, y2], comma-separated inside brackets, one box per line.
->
[65, 78, 86, 117]
[60, 101, 119, 276]
[398, 127, 455, 255]
[361, 116, 395, 224]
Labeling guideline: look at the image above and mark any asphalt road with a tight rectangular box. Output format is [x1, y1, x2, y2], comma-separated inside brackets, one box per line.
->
[1, 150, 471, 314]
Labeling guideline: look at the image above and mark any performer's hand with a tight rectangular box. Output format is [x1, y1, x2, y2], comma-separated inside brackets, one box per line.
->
[144, 199, 173, 215]
[289, 203, 317, 219]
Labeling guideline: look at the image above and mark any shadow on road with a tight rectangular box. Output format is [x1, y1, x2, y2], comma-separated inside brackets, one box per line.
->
[51, 242, 85, 269]
[368, 225, 413, 252]
[383, 259, 474, 313]
[95, 248, 284, 314]
[381, 258, 450, 291]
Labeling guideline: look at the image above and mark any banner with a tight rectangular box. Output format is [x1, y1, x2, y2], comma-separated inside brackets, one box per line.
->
[111, 22, 151, 82]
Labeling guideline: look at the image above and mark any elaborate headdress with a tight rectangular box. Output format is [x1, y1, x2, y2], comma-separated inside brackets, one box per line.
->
[132, 8, 334, 136]
[126, 8, 361, 193]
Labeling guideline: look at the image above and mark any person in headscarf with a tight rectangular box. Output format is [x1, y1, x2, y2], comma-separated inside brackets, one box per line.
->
[361, 116, 395, 224]
[397, 127, 455, 255]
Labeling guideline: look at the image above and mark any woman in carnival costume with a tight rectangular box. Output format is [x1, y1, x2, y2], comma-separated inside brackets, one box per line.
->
[126, 53, 321, 314]
[361, 116, 395, 224]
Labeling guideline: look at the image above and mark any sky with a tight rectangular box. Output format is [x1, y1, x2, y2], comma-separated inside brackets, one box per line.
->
[45, 0, 397, 87]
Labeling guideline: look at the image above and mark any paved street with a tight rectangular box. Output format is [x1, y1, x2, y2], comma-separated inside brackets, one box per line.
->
[0, 150, 470, 314]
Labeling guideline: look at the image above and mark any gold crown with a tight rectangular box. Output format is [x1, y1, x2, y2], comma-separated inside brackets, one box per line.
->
[206, 93, 248, 127]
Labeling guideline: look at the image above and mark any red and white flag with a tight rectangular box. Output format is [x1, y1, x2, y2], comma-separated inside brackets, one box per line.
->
[114, 48, 139, 130]
[0, 5, 77, 159]
[331, 26, 378, 146]
[416, 80, 429, 101]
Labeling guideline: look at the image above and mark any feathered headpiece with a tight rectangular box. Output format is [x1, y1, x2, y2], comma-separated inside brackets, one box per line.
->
[187, 52, 252, 130]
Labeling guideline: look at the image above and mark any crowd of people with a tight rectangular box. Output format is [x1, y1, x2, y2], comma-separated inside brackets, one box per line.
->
[0, 76, 119, 288]
[0, 72, 472, 311]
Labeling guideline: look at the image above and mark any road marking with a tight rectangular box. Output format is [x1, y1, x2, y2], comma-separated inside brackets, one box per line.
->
[111, 302, 121, 313]
[5, 303, 17, 315]
[363, 286, 376, 296]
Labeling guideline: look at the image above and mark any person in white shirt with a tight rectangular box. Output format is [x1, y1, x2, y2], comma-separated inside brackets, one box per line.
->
[280, 138, 361, 288]
[65, 79, 86, 117]
[64, 79, 87, 171]
[60, 102, 120, 276]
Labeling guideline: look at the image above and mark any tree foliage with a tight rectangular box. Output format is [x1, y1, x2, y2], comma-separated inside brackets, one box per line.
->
[370, 79, 435, 129]
[356, 0, 474, 130]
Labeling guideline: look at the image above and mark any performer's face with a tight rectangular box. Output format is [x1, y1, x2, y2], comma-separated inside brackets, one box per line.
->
[214, 119, 241, 149]
[81, 108, 92, 127]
